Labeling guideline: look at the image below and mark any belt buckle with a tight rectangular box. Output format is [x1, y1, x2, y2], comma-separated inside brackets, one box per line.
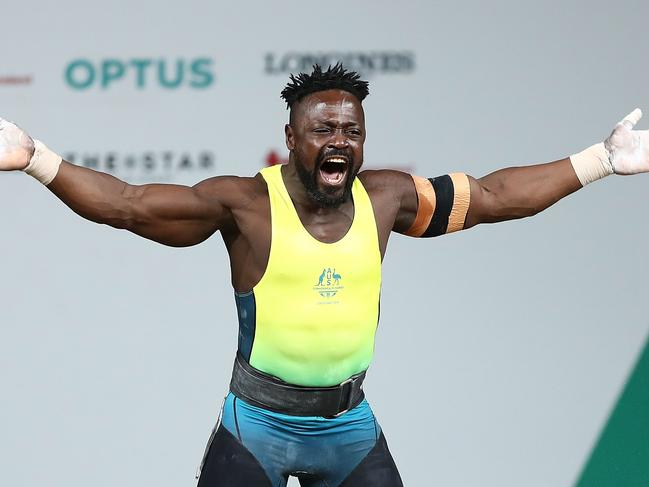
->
[331, 376, 357, 418]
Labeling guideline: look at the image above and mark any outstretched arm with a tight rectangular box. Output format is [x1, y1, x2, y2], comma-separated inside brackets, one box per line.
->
[395, 109, 648, 235]
[48, 163, 238, 246]
[0, 118, 243, 247]
[463, 157, 580, 228]
[467, 109, 647, 228]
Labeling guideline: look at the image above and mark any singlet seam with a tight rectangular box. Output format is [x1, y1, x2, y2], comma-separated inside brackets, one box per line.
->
[362, 178, 384, 264]
[244, 169, 274, 293]
[233, 397, 242, 442]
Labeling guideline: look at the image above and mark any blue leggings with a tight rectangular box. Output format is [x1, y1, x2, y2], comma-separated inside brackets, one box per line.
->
[197, 393, 403, 487]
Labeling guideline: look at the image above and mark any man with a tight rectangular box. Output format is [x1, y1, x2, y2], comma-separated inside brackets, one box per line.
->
[1, 64, 647, 486]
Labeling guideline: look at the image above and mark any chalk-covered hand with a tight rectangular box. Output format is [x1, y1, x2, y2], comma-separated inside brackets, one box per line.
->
[606, 109, 649, 175]
[0, 118, 35, 171]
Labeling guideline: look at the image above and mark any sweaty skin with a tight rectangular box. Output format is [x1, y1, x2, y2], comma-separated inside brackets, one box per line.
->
[39, 89, 583, 293]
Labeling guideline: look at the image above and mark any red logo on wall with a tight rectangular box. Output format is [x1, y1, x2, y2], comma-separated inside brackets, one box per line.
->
[0, 75, 32, 86]
[265, 150, 288, 166]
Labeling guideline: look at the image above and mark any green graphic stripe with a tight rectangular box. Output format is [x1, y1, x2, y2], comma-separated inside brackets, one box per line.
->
[575, 335, 649, 487]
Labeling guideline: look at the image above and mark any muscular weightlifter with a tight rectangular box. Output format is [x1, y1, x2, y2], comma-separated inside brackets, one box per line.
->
[1, 64, 647, 486]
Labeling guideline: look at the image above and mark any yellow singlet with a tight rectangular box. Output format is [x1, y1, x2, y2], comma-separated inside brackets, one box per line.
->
[234, 164, 382, 387]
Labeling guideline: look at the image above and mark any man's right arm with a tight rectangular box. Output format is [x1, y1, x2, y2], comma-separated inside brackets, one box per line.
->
[0, 118, 243, 247]
[48, 163, 239, 247]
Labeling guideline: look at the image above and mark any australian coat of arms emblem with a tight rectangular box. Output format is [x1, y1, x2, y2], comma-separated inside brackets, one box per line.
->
[313, 267, 343, 298]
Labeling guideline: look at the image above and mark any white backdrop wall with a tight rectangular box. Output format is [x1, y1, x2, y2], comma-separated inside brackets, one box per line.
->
[1, 1, 648, 486]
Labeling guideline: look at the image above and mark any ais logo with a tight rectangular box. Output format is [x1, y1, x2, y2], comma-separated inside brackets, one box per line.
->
[313, 267, 344, 298]
[64, 57, 214, 90]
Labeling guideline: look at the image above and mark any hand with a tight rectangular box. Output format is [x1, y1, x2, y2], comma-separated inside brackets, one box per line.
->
[605, 109, 649, 175]
[0, 118, 35, 171]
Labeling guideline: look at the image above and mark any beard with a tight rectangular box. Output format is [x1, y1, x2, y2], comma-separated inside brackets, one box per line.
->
[294, 148, 358, 209]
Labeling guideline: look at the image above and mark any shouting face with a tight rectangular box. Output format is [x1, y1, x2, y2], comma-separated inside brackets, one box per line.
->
[285, 89, 366, 208]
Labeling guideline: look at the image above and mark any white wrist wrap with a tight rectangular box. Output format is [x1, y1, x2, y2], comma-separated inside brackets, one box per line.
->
[569, 142, 613, 186]
[23, 139, 62, 185]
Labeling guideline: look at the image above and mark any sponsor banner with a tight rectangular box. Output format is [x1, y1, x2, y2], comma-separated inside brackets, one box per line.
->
[264, 51, 415, 77]
[64, 150, 216, 181]
[63, 57, 215, 90]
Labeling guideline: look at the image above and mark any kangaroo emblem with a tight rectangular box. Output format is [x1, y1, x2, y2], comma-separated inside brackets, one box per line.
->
[316, 269, 326, 286]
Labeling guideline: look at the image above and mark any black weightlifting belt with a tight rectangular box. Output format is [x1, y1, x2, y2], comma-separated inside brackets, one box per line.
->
[229, 353, 366, 418]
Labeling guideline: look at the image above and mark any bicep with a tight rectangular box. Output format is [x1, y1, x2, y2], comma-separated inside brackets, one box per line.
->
[123, 176, 237, 247]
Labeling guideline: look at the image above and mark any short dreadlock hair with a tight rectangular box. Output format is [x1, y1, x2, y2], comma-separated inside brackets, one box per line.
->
[280, 63, 369, 109]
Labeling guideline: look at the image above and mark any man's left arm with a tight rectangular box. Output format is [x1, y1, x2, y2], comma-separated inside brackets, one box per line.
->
[464, 156, 580, 228]
[398, 109, 649, 234]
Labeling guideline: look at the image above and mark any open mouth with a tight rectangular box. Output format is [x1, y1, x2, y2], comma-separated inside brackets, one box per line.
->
[319, 156, 349, 186]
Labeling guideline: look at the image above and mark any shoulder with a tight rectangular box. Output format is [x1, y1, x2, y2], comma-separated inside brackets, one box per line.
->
[359, 169, 420, 234]
[192, 173, 268, 211]
[358, 169, 414, 201]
